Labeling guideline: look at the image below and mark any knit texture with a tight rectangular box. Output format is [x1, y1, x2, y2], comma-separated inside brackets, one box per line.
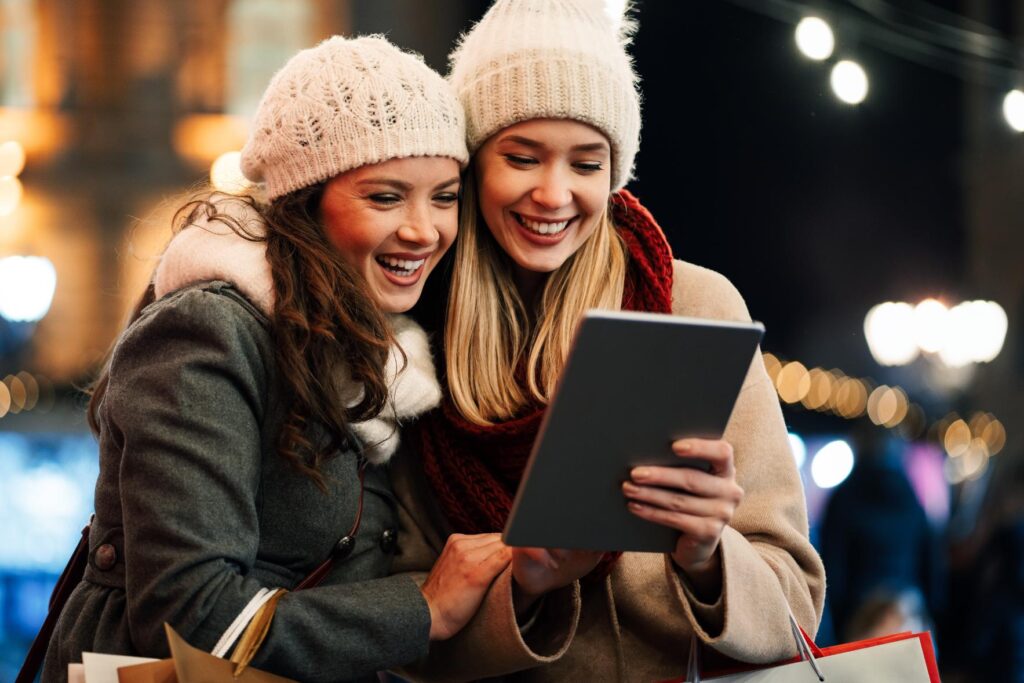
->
[242, 35, 468, 201]
[448, 0, 642, 191]
[153, 199, 442, 464]
[412, 190, 672, 558]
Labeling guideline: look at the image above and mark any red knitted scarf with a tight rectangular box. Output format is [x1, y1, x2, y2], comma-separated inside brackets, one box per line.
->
[413, 190, 674, 554]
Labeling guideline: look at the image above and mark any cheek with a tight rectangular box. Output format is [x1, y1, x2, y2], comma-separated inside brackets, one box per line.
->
[324, 210, 385, 265]
[437, 210, 459, 250]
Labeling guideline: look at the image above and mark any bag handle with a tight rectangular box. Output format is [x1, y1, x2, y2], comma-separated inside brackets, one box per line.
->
[686, 605, 824, 682]
[224, 588, 288, 676]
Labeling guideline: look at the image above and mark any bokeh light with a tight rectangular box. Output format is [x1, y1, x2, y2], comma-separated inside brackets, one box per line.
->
[788, 433, 807, 469]
[830, 60, 869, 104]
[1004, 89, 1024, 132]
[802, 367, 834, 410]
[943, 418, 971, 457]
[210, 151, 252, 194]
[864, 302, 919, 365]
[776, 361, 811, 404]
[795, 17, 835, 61]
[0, 140, 26, 177]
[811, 439, 855, 489]
[0, 256, 58, 322]
[0, 175, 23, 216]
[913, 298, 948, 353]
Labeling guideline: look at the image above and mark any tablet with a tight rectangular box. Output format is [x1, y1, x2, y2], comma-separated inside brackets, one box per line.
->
[502, 310, 765, 553]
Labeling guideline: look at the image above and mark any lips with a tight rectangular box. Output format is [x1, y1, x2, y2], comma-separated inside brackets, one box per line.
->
[511, 212, 576, 245]
[374, 252, 431, 285]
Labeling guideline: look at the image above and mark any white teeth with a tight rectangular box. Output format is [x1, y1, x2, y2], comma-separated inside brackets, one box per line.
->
[518, 215, 570, 235]
[376, 256, 426, 275]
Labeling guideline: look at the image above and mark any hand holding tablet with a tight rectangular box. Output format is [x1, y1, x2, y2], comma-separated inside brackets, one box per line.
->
[502, 310, 764, 555]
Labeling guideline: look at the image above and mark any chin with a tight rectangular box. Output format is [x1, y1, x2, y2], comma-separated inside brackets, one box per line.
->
[515, 253, 570, 274]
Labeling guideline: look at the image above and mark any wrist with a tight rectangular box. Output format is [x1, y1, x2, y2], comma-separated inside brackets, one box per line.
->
[674, 550, 723, 603]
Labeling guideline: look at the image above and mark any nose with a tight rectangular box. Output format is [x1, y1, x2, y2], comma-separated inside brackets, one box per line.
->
[530, 166, 572, 210]
[396, 202, 440, 246]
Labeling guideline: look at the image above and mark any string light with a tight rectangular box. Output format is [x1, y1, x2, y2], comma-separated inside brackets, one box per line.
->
[795, 17, 835, 61]
[0, 372, 54, 420]
[1004, 89, 1024, 132]
[762, 352, 1005, 485]
[830, 60, 869, 104]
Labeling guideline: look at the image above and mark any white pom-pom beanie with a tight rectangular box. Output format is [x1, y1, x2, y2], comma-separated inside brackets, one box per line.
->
[242, 35, 469, 201]
[448, 0, 642, 191]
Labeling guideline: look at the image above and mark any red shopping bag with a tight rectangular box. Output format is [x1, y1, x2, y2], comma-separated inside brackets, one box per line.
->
[663, 613, 940, 682]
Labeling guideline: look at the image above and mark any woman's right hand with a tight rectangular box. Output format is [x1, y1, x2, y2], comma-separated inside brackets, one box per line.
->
[511, 547, 603, 614]
[419, 533, 512, 641]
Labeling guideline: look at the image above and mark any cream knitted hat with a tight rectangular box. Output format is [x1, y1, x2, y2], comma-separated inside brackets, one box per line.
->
[448, 0, 641, 191]
[242, 35, 468, 201]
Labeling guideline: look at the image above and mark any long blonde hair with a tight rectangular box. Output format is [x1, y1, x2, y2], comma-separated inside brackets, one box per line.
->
[445, 169, 627, 425]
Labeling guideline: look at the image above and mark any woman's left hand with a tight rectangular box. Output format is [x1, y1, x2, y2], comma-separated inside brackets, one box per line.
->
[622, 438, 744, 585]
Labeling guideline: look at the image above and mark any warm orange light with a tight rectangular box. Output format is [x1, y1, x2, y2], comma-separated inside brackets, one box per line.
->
[834, 378, 868, 418]
[944, 419, 971, 457]
[3, 374, 26, 413]
[776, 361, 811, 404]
[173, 114, 250, 167]
[0, 108, 70, 159]
[16, 371, 39, 410]
[0, 140, 26, 177]
[0, 380, 10, 418]
[762, 352, 782, 384]
[0, 176, 23, 216]
[981, 418, 1006, 456]
[802, 368, 834, 410]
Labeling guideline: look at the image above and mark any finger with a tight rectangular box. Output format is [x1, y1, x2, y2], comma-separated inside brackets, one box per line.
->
[630, 466, 743, 501]
[447, 531, 503, 543]
[477, 544, 513, 574]
[622, 481, 738, 520]
[627, 501, 725, 542]
[671, 439, 735, 476]
[444, 532, 505, 550]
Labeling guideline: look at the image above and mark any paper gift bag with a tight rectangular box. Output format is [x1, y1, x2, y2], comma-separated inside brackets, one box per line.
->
[666, 611, 940, 682]
[117, 588, 295, 683]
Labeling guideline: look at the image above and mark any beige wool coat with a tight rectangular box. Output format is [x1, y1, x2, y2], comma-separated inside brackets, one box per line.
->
[389, 260, 827, 683]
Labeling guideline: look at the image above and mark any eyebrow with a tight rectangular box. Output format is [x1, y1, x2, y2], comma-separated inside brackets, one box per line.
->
[498, 135, 609, 154]
[356, 176, 461, 191]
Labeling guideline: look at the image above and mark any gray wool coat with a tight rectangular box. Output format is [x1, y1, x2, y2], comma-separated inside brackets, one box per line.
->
[40, 282, 431, 683]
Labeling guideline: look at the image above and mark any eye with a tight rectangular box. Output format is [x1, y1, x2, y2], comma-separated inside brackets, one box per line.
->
[369, 193, 401, 205]
[504, 153, 538, 167]
[573, 161, 604, 173]
[433, 191, 459, 205]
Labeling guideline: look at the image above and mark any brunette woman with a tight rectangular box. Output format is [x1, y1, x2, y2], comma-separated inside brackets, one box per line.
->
[39, 35, 510, 683]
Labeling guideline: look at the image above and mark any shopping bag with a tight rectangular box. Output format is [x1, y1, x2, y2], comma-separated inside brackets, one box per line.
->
[665, 610, 940, 682]
[116, 587, 295, 683]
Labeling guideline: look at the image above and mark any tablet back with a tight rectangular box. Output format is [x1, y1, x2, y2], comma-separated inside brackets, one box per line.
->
[503, 310, 765, 553]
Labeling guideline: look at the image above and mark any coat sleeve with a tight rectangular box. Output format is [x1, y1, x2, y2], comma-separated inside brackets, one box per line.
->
[663, 260, 826, 662]
[388, 445, 582, 682]
[105, 287, 431, 682]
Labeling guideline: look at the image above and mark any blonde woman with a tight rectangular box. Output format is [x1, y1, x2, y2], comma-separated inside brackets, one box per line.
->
[389, 1, 826, 681]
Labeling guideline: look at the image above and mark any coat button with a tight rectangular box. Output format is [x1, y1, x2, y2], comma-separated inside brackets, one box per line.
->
[94, 544, 117, 571]
[333, 535, 355, 560]
[380, 528, 397, 554]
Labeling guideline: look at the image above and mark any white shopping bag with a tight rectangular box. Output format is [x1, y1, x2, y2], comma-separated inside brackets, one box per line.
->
[665, 611, 940, 683]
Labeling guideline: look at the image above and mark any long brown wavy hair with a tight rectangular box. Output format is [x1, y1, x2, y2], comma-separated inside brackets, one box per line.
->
[87, 186, 395, 490]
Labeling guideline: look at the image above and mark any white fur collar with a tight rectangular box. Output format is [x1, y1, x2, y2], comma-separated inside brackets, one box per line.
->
[152, 199, 440, 464]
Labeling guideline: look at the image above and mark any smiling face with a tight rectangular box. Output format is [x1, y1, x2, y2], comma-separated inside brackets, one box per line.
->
[320, 155, 461, 313]
[474, 119, 612, 287]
